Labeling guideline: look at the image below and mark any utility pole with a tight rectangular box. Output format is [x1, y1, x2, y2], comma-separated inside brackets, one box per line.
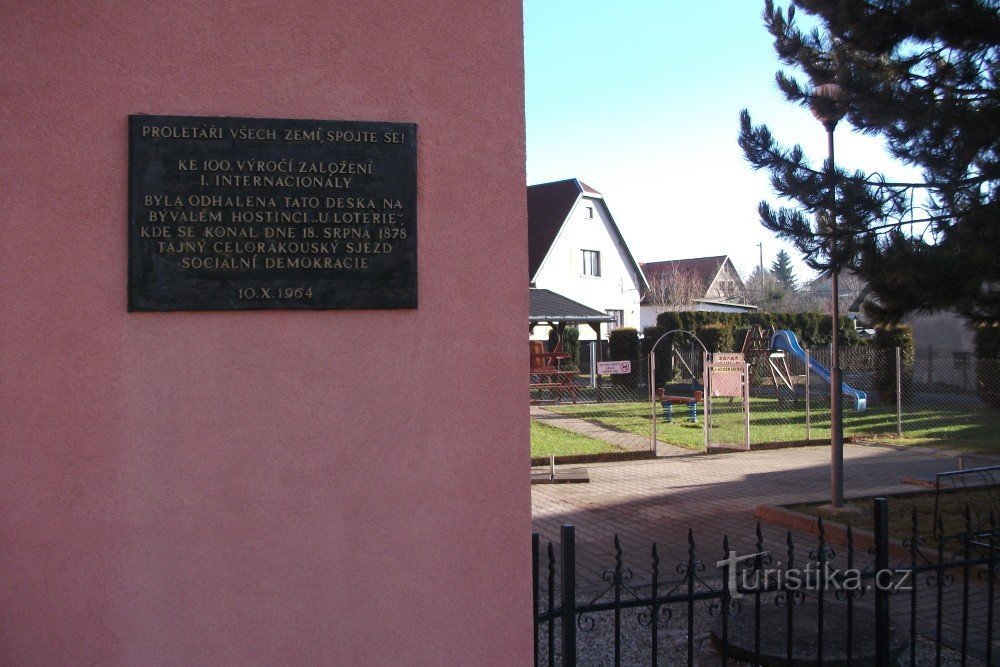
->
[757, 242, 765, 303]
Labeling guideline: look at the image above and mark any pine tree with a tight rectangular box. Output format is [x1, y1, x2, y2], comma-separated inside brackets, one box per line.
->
[771, 249, 797, 288]
[739, 0, 1000, 325]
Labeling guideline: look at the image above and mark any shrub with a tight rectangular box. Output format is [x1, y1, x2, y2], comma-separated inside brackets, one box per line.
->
[547, 325, 581, 369]
[871, 324, 915, 404]
[641, 326, 673, 387]
[608, 327, 640, 386]
[608, 328, 640, 361]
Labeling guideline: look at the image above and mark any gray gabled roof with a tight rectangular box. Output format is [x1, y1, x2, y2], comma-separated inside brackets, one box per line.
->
[529, 288, 615, 324]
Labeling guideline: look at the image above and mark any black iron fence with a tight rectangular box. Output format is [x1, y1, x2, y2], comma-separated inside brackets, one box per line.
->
[533, 497, 999, 665]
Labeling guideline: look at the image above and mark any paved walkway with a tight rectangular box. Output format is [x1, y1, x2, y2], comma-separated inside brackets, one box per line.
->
[532, 439, 978, 585]
[530, 413, 1000, 660]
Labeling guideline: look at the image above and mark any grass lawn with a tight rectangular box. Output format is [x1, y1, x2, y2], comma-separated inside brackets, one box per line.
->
[551, 398, 1000, 453]
[529, 419, 622, 458]
[787, 486, 999, 550]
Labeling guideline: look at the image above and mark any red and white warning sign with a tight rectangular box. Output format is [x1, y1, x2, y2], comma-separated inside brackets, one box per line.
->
[597, 360, 632, 375]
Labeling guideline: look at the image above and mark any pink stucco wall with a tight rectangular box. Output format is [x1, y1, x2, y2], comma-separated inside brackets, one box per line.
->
[0, 2, 530, 663]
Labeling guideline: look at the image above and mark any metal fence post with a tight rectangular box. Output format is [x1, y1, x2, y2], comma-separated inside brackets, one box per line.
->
[874, 497, 890, 666]
[560, 525, 577, 666]
[588, 341, 596, 387]
[805, 347, 811, 441]
[650, 353, 657, 451]
[895, 347, 902, 437]
[743, 361, 751, 450]
[703, 350, 710, 450]
[532, 532, 539, 667]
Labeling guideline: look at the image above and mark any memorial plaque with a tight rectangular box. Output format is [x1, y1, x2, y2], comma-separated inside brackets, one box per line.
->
[128, 114, 417, 311]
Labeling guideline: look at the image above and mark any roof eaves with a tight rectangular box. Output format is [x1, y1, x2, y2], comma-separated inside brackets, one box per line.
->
[595, 198, 649, 292]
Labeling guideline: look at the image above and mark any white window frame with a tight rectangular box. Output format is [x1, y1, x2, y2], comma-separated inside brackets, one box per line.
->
[581, 249, 601, 277]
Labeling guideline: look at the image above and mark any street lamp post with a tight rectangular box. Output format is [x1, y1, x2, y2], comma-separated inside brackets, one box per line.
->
[811, 83, 847, 508]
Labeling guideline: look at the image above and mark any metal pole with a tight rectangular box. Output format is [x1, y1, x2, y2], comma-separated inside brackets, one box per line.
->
[703, 351, 710, 450]
[758, 241, 765, 302]
[805, 348, 812, 441]
[744, 362, 751, 450]
[560, 525, 577, 666]
[873, 498, 890, 666]
[650, 352, 657, 451]
[589, 341, 596, 387]
[827, 123, 845, 508]
[895, 346, 903, 437]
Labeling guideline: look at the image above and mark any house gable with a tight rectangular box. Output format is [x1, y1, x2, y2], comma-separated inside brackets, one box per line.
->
[641, 255, 747, 311]
[527, 179, 646, 292]
[527, 179, 646, 337]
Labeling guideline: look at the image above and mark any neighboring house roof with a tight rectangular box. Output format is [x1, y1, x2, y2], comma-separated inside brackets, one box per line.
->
[529, 288, 615, 324]
[527, 178, 647, 289]
[639, 255, 745, 305]
[693, 299, 759, 312]
[640, 255, 730, 291]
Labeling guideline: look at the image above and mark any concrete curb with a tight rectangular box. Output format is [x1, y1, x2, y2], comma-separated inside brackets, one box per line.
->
[530, 450, 656, 467]
[754, 503, 939, 564]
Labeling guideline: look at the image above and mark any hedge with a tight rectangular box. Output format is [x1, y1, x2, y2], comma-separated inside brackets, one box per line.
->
[640, 326, 673, 386]
[655, 311, 861, 350]
[609, 327, 640, 361]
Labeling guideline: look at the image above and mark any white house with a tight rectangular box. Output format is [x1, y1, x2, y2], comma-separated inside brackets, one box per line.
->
[528, 179, 647, 341]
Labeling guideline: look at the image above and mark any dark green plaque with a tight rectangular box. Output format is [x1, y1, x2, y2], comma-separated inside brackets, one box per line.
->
[128, 114, 417, 311]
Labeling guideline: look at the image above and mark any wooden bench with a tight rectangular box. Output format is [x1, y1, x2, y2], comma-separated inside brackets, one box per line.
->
[530, 342, 578, 403]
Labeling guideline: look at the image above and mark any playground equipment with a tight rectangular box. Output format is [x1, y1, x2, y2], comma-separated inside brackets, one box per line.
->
[771, 329, 867, 411]
[738, 326, 867, 411]
[740, 326, 798, 402]
[655, 389, 703, 423]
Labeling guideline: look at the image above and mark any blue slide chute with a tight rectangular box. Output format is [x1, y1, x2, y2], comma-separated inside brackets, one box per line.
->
[770, 330, 867, 411]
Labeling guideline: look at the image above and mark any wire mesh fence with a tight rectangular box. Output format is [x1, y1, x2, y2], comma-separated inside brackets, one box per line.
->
[730, 346, 1000, 451]
[530, 342, 657, 453]
[531, 338, 1000, 454]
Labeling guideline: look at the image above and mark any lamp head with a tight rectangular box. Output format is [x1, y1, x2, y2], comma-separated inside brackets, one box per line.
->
[810, 83, 847, 130]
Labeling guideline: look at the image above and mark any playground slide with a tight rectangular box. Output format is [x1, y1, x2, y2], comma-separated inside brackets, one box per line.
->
[770, 330, 868, 411]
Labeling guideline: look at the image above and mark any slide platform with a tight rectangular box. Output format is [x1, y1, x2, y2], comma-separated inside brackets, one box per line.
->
[770, 329, 867, 411]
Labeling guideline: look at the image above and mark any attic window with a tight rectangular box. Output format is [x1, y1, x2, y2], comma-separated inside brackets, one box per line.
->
[582, 250, 601, 277]
[585, 206, 594, 219]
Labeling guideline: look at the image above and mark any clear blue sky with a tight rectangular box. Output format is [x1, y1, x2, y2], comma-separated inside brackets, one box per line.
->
[524, 0, 910, 281]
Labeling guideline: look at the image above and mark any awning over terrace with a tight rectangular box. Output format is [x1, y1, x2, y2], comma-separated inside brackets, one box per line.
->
[529, 288, 614, 339]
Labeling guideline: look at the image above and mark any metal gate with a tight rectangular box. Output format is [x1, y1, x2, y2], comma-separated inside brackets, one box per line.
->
[704, 353, 750, 450]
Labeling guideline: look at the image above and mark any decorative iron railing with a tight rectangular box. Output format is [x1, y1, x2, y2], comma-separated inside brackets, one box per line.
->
[533, 497, 999, 665]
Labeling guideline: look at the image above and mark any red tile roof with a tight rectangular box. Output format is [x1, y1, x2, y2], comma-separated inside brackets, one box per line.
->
[640, 255, 729, 291]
